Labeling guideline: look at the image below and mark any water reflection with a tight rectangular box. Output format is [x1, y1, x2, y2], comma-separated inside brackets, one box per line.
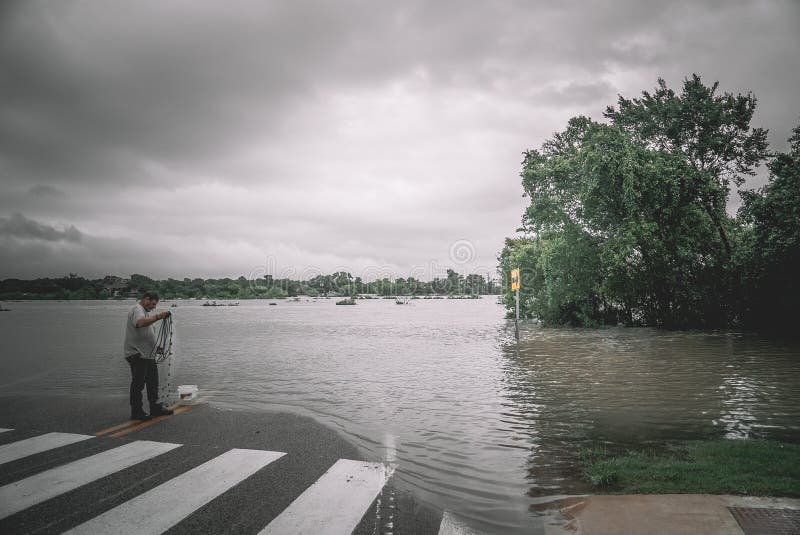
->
[718, 373, 761, 439]
[498, 324, 800, 496]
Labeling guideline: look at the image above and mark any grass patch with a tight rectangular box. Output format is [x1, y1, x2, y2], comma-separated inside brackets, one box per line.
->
[581, 440, 800, 496]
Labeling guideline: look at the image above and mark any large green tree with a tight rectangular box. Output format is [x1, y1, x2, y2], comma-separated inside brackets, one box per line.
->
[504, 76, 769, 328]
[605, 75, 768, 255]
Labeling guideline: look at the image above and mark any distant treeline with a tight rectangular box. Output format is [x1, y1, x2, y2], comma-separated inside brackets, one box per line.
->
[0, 269, 502, 301]
[501, 75, 799, 332]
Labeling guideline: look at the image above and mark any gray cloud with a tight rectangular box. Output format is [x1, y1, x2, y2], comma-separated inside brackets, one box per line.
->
[0, 213, 82, 243]
[533, 81, 618, 108]
[28, 185, 65, 197]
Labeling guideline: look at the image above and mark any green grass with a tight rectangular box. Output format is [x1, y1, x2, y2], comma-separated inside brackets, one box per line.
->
[581, 440, 800, 496]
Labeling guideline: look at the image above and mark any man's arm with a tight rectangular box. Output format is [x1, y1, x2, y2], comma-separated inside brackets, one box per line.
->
[135, 311, 170, 328]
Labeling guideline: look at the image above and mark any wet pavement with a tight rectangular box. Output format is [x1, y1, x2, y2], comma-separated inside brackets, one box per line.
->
[4, 393, 798, 534]
[534, 494, 800, 534]
[0, 394, 443, 534]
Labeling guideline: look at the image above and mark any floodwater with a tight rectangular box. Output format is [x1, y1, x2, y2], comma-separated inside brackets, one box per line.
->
[1, 299, 799, 533]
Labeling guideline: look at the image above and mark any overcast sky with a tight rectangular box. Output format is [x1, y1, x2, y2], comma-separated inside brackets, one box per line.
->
[1, 0, 798, 280]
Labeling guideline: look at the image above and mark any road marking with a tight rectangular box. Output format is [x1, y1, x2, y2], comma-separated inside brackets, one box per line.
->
[259, 459, 386, 535]
[95, 402, 184, 437]
[110, 405, 192, 437]
[0, 432, 94, 466]
[438, 511, 486, 535]
[94, 420, 140, 436]
[65, 448, 286, 535]
[0, 440, 180, 519]
[0, 428, 12, 433]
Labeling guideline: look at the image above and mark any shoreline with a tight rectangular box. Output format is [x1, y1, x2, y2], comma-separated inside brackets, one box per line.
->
[581, 439, 800, 497]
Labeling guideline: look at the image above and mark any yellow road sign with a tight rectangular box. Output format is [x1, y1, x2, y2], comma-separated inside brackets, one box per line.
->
[510, 268, 520, 291]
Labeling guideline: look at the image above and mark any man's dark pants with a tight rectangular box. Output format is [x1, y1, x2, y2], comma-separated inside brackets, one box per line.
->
[126, 354, 158, 412]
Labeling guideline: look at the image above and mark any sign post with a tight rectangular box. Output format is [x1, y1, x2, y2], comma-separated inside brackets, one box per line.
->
[510, 268, 520, 341]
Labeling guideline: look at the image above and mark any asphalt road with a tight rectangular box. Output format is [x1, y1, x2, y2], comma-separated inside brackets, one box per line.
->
[0, 394, 442, 534]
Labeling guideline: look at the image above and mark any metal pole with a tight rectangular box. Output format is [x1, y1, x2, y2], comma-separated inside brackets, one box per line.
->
[515, 287, 520, 341]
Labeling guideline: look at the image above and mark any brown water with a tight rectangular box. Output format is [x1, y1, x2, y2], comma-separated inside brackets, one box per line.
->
[1, 299, 798, 533]
[502, 328, 800, 499]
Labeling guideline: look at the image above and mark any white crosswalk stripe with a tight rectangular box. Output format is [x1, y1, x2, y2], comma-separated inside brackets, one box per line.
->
[259, 458, 386, 535]
[438, 511, 487, 535]
[0, 431, 390, 533]
[0, 440, 180, 519]
[65, 448, 286, 535]
[0, 428, 12, 433]
[0, 432, 94, 466]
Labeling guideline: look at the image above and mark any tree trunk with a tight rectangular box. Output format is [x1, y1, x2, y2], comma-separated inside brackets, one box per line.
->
[703, 201, 732, 256]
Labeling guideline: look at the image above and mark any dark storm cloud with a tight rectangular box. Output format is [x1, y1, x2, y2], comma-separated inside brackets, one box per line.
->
[1, 1, 792, 186]
[0, 213, 82, 242]
[1, 3, 304, 186]
[0, 0, 738, 185]
[1, 0, 798, 278]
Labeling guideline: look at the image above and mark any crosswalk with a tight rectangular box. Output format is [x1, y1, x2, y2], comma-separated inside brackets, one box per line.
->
[66, 449, 287, 535]
[0, 432, 94, 465]
[260, 459, 386, 535]
[0, 429, 387, 534]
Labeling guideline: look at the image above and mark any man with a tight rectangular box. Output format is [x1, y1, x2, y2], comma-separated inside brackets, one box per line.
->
[124, 291, 174, 420]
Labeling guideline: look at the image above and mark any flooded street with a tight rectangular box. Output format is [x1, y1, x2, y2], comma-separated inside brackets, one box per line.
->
[1, 299, 799, 534]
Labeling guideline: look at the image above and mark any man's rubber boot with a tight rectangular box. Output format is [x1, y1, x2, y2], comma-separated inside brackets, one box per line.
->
[150, 403, 174, 417]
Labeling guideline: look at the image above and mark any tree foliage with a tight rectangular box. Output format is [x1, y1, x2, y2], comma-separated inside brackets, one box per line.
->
[502, 75, 790, 330]
[737, 124, 800, 331]
[605, 74, 768, 255]
[0, 270, 500, 300]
